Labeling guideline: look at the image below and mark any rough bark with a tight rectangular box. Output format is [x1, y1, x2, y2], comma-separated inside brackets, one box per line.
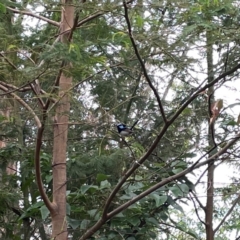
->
[51, 1, 74, 239]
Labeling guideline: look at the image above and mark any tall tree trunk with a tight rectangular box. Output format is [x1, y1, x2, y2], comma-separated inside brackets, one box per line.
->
[205, 30, 216, 240]
[51, 1, 74, 239]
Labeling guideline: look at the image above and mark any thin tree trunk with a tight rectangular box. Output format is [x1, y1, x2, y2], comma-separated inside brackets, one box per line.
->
[205, 30, 216, 240]
[51, 1, 74, 239]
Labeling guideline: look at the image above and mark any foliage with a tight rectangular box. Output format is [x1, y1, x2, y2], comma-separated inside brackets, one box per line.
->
[0, 0, 240, 239]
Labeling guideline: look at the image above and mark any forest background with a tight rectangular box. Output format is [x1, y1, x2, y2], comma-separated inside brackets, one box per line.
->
[1, 0, 240, 239]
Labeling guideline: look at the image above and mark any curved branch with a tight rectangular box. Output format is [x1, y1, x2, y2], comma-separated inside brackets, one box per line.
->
[35, 125, 56, 213]
[7, 7, 60, 27]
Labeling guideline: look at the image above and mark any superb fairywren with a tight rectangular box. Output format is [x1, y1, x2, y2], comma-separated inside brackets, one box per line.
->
[117, 120, 139, 136]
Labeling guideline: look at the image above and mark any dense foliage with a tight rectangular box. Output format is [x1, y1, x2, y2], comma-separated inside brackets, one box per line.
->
[0, 0, 240, 239]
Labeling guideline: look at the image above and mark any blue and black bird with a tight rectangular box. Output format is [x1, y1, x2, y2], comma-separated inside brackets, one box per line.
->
[117, 120, 139, 136]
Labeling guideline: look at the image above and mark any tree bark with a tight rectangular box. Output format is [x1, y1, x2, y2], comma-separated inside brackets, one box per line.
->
[51, 1, 74, 239]
[205, 30, 216, 240]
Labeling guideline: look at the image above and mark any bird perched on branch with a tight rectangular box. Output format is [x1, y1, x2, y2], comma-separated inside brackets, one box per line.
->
[117, 120, 139, 136]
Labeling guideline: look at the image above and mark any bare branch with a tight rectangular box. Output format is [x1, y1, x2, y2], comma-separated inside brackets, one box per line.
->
[123, 1, 167, 123]
[189, 192, 206, 225]
[77, 11, 105, 27]
[0, 81, 31, 92]
[191, 190, 205, 210]
[7, 7, 60, 27]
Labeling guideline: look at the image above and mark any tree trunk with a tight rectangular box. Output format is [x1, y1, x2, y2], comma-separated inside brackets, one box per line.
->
[205, 30, 216, 240]
[51, 1, 74, 239]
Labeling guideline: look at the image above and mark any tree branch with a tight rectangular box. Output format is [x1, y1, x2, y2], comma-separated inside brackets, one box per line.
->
[192, 184, 206, 211]
[100, 62, 240, 219]
[0, 81, 31, 92]
[80, 118, 240, 240]
[107, 131, 240, 218]
[35, 125, 56, 213]
[0, 84, 41, 128]
[214, 193, 240, 234]
[0, 84, 55, 213]
[7, 7, 60, 27]
[76, 0, 135, 27]
[123, 0, 167, 123]
[189, 192, 206, 225]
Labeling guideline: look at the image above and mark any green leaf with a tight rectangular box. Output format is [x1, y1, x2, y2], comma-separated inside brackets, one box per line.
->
[112, 31, 127, 42]
[80, 219, 90, 230]
[170, 186, 184, 197]
[115, 212, 124, 217]
[66, 203, 71, 215]
[96, 173, 109, 183]
[172, 168, 183, 174]
[0, 3, 6, 13]
[151, 194, 168, 207]
[87, 209, 100, 220]
[80, 184, 98, 194]
[40, 205, 50, 220]
[135, 15, 144, 28]
[159, 212, 168, 221]
[146, 217, 159, 227]
[186, 230, 199, 238]
[68, 218, 81, 230]
[128, 216, 140, 226]
[172, 203, 184, 213]
[100, 180, 111, 189]
[45, 175, 53, 183]
[119, 192, 137, 200]
[126, 237, 136, 240]
[149, 231, 157, 238]
[179, 184, 189, 193]
[108, 232, 117, 239]
[27, 201, 44, 210]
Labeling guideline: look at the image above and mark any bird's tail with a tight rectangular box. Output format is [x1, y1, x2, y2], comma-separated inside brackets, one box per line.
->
[130, 119, 139, 130]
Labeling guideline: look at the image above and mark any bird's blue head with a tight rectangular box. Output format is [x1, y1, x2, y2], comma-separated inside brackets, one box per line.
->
[117, 123, 132, 136]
